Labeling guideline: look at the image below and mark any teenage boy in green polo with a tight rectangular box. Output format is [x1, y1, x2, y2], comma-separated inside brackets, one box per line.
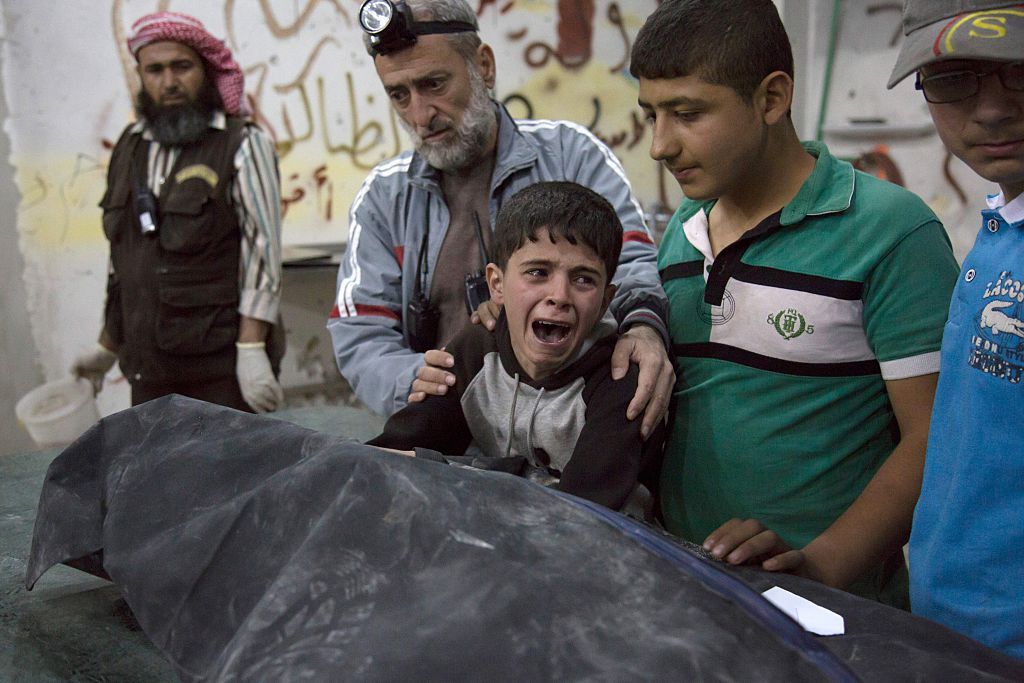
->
[631, 0, 960, 605]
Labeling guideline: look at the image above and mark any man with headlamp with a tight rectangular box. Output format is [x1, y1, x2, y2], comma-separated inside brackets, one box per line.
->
[330, 0, 671, 439]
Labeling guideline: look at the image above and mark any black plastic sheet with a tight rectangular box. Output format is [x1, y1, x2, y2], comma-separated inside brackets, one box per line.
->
[26, 396, 1024, 681]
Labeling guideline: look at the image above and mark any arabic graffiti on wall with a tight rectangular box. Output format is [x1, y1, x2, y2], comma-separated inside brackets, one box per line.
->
[38, 0, 665, 245]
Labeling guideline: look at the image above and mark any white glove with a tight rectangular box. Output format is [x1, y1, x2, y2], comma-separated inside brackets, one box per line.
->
[71, 344, 118, 394]
[236, 341, 284, 413]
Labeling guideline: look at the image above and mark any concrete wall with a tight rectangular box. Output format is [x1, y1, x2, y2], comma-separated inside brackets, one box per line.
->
[0, 4, 42, 455]
[800, 0, 991, 261]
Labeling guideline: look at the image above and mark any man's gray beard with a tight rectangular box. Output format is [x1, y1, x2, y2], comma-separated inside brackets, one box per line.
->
[401, 68, 496, 173]
[136, 90, 214, 147]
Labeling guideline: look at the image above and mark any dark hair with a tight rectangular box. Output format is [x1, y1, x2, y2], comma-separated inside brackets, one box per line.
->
[492, 181, 622, 282]
[629, 0, 794, 101]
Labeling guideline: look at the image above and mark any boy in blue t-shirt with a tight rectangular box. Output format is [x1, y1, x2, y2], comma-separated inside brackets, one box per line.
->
[887, 0, 1024, 659]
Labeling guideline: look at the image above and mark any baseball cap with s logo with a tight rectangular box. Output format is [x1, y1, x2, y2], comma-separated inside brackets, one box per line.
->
[888, 0, 1024, 88]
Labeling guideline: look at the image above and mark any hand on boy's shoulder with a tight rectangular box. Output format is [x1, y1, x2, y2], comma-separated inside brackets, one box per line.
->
[408, 319, 496, 403]
[414, 307, 675, 442]
[409, 348, 456, 403]
[612, 324, 674, 440]
[470, 299, 501, 331]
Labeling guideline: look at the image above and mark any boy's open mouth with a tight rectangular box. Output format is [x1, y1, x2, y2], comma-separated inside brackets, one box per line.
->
[532, 319, 572, 344]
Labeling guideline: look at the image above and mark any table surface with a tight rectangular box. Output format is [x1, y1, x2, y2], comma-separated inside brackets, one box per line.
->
[0, 405, 385, 682]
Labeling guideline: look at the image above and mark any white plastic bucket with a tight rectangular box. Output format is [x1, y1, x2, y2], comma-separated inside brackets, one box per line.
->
[15, 377, 101, 448]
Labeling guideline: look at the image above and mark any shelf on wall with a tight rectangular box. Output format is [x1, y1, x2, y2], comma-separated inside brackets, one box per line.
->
[282, 242, 344, 268]
[821, 121, 936, 139]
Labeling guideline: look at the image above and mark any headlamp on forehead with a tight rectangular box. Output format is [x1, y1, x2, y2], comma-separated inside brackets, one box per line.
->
[359, 0, 478, 56]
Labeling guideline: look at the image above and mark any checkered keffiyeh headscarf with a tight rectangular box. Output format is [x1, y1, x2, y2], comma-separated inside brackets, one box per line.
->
[128, 11, 250, 116]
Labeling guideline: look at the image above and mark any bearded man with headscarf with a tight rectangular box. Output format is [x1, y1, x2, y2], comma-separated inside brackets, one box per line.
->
[329, 0, 672, 438]
[71, 11, 285, 413]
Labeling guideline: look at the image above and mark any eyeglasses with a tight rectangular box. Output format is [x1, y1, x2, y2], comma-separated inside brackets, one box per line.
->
[915, 62, 1024, 104]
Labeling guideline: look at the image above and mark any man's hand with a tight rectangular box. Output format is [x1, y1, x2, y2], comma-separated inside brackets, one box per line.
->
[236, 341, 284, 413]
[703, 518, 808, 575]
[409, 298, 502, 403]
[409, 348, 455, 403]
[611, 324, 674, 439]
[71, 344, 118, 394]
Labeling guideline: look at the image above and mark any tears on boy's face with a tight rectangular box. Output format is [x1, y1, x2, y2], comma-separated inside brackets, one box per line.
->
[921, 59, 1024, 199]
[486, 233, 615, 381]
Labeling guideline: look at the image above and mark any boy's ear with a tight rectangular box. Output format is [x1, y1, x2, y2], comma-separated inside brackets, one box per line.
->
[601, 283, 616, 316]
[486, 263, 504, 305]
[756, 70, 794, 126]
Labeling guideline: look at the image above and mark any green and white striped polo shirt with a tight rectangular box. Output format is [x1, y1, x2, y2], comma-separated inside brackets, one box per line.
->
[658, 142, 959, 567]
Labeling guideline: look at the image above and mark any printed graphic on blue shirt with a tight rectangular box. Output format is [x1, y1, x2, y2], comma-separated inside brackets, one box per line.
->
[971, 269, 1024, 383]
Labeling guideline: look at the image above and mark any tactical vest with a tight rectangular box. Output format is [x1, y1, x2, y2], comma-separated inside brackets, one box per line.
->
[100, 119, 246, 385]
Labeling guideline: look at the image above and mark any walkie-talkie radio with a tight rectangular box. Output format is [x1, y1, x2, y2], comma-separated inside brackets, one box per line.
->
[135, 185, 159, 235]
[464, 212, 491, 315]
[407, 228, 439, 352]
[132, 149, 159, 235]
